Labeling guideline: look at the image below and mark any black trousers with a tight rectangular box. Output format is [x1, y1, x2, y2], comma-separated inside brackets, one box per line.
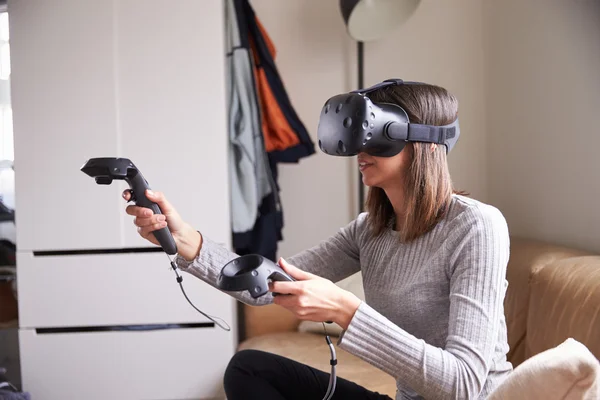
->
[223, 349, 394, 400]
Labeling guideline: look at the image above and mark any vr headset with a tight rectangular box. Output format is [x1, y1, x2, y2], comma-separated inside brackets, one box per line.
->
[316, 79, 460, 157]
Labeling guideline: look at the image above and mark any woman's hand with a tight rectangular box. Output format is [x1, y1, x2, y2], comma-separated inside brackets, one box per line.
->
[122, 189, 202, 261]
[269, 258, 362, 330]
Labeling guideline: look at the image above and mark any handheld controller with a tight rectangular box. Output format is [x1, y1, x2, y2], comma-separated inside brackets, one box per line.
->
[217, 254, 295, 298]
[80, 157, 337, 399]
[80, 157, 178, 255]
[217, 253, 336, 400]
[217, 255, 333, 323]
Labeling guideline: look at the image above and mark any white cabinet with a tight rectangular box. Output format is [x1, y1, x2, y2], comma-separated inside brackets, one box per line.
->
[16, 251, 236, 329]
[19, 327, 232, 400]
[9, 0, 237, 398]
[10, 0, 231, 253]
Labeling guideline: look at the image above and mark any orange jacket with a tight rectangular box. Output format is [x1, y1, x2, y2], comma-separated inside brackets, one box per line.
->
[246, 12, 315, 163]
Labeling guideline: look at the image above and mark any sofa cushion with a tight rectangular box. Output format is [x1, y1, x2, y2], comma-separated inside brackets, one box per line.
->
[504, 237, 590, 366]
[526, 256, 600, 361]
[488, 338, 600, 400]
[238, 331, 397, 398]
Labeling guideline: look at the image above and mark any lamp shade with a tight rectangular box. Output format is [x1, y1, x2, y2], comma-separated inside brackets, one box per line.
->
[340, 0, 420, 41]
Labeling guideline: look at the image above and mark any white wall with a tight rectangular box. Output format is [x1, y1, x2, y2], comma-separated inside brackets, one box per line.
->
[364, 0, 488, 202]
[250, 0, 356, 257]
[484, 0, 600, 253]
[250, 0, 488, 258]
[256, 0, 600, 257]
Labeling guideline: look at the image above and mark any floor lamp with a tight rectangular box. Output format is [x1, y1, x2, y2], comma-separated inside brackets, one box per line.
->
[339, 0, 420, 214]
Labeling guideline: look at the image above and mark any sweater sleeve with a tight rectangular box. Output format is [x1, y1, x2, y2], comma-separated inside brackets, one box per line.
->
[337, 205, 510, 399]
[174, 235, 274, 306]
[175, 213, 364, 306]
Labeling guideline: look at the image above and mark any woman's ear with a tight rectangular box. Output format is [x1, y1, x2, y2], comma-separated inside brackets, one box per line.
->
[430, 143, 438, 152]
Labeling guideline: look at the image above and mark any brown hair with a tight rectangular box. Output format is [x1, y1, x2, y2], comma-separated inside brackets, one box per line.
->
[365, 82, 466, 241]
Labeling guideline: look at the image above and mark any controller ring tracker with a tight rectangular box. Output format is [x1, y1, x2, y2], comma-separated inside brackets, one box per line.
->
[217, 254, 294, 298]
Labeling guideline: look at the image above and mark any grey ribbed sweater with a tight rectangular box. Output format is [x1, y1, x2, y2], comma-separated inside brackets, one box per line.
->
[175, 194, 513, 399]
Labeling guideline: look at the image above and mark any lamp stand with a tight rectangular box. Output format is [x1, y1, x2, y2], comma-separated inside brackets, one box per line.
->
[357, 40, 365, 214]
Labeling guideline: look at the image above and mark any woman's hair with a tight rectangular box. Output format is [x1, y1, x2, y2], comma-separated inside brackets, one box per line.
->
[365, 82, 466, 242]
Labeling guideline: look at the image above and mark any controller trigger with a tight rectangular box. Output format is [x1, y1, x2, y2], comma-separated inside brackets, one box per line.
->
[126, 189, 136, 202]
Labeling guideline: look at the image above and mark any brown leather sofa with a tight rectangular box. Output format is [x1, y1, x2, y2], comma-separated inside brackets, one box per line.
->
[236, 236, 600, 397]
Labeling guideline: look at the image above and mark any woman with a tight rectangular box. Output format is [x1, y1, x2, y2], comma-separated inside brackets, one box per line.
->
[123, 81, 513, 399]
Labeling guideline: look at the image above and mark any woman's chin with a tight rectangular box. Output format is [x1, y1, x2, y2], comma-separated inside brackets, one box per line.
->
[361, 176, 379, 187]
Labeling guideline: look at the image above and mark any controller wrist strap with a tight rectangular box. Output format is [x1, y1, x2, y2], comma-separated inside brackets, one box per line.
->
[167, 254, 231, 331]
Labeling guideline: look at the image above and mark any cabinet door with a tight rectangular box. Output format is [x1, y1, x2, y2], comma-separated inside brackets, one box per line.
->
[20, 327, 234, 400]
[10, 0, 230, 251]
[10, 0, 123, 252]
[116, 0, 231, 249]
[17, 251, 237, 329]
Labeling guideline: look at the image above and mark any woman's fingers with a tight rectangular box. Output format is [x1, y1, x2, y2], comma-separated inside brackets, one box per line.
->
[123, 188, 175, 247]
[270, 280, 303, 296]
[137, 220, 167, 238]
[272, 292, 294, 306]
[123, 189, 174, 217]
[145, 190, 175, 215]
[126, 204, 153, 217]
[133, 214, 165, 228]
[272, 293, 313, 320]
[278, 258, 315, 281]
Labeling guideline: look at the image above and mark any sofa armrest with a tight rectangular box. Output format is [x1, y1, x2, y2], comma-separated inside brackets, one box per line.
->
[526, 255, 600, 360]
[504, 236, 591, 365]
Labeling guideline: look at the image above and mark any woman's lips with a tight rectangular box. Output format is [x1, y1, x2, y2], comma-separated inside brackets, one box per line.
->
[358, 161, 373, 172]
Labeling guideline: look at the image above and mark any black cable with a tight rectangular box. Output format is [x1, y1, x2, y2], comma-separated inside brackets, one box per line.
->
[167, 254, 336, 399]
[321, 322, 338, 400]
[167, 254, 231, 331]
